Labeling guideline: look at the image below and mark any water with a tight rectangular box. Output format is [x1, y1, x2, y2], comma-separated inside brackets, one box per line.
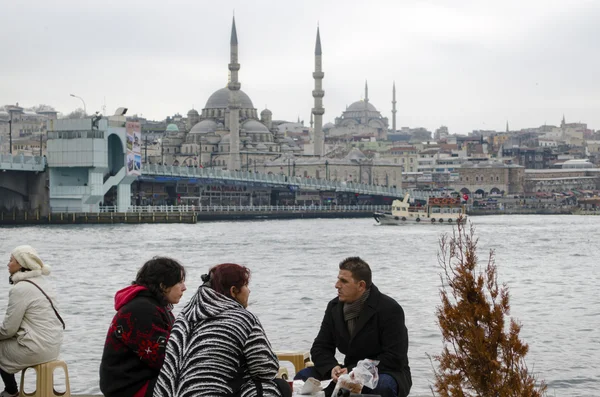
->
[1, 215, 599, 396]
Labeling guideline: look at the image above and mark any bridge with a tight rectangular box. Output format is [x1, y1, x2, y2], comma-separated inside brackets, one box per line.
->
[0, 153, 46, 172]
[1, 153, 440, 214]
[0, 154, 49, 213]
[143, 164, 438, 200]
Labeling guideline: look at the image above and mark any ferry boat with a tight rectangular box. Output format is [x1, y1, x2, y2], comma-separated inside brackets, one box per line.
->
[373, 193, 467, 225]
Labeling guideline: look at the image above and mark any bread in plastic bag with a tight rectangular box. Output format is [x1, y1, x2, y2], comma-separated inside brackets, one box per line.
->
[332, 359, 380, 396]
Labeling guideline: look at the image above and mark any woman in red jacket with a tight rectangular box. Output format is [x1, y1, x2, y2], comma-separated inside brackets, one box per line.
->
[99, 256, 186, 397]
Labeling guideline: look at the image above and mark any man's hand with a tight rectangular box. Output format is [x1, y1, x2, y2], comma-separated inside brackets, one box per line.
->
[331, 365, 348, 382]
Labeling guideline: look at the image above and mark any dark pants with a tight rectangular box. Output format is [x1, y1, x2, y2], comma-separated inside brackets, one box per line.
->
[295, 367, 397, 397]
[0, 367, 18, 395]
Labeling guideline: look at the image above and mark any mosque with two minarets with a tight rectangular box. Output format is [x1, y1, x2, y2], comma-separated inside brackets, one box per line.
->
[154, 17, 402, 188]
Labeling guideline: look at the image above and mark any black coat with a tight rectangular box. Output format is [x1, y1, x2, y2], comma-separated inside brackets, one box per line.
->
[310, 285, 412, 397]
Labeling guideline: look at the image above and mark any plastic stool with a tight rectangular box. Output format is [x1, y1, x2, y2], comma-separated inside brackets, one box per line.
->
[19, 360, 71, 397]
[275, 351, 311, 372]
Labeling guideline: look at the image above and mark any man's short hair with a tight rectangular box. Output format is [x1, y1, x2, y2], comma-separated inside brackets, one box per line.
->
[339, 256, 372, 288]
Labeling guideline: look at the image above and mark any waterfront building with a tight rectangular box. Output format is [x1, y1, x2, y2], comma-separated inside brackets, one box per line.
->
[454, 161, 525, 196]
[0, 104, 57, 155]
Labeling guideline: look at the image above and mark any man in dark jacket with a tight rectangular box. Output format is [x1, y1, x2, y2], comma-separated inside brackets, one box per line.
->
[295, 257, 411, 397]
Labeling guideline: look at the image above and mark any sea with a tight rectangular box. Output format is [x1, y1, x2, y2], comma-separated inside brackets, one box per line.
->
[1, 215, 599, 396]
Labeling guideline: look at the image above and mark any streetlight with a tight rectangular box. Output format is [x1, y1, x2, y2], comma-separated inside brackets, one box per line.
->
[69, 94, 86, 117]
[325, 160, 329, 180]
[7, 110, 13, 154]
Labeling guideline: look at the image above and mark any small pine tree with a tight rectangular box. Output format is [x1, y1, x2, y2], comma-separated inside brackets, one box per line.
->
[432, 221, 547, 397]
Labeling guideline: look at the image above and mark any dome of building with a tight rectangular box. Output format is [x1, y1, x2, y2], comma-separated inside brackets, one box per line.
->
[323, 122, 334, 130]
[166, 123, 179, 132]
[242, 119, 270, 133]
[221, 134, 231, 144]
[260, 108, 272, 116]
[205, 132, 221, 144]
[347, 100, 377, 112]
[187, 109, 199, 116]
[256, 143, 268, 151]
[205, 87, 254, 109]
[345, 148, 367, 161]
[189, 120, 217, 134]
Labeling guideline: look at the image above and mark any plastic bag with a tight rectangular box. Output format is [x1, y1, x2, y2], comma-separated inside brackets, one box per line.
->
[332, 359, 380, 396]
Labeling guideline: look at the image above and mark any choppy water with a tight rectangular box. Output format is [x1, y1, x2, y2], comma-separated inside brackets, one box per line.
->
[1, 215, 599, 396]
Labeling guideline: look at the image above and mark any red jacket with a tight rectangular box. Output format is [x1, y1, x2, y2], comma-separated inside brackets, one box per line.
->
[99, 285, 175, 397]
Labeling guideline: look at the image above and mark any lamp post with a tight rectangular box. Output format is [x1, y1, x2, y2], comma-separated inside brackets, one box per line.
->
[69, 94, 86, 117]
[8, 110, 13, 154]
[292, 161, 296, 177]
[287, 157, 291, 176]
[358, 161, 363, 184]
[325, 160, 329, 180]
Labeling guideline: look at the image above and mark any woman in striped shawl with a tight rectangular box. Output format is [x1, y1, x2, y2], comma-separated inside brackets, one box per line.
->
[154, 263, 291, 397]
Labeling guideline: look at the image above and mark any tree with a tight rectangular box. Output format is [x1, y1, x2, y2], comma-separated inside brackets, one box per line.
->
[432, 221, 547, 397]
[64, 108, 86, 119]
[30, 104, 56, 112]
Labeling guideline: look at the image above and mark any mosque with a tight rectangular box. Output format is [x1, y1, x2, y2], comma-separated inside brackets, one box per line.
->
[153, 17, 402, 191]
[324, 81, 392, 141]
[156, 18, 308, 170]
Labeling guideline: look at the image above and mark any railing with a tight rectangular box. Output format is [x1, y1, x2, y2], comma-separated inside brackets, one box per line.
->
[0, 154, 46, 171]
[98, 204, 390, 213]
[142, 164, 441, 199]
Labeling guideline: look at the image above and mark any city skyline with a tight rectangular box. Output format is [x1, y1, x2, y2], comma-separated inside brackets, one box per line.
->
[2, 0, 600, 134]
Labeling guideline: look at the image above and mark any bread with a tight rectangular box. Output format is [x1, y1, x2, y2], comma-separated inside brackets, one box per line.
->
[337, 376, 362, 393]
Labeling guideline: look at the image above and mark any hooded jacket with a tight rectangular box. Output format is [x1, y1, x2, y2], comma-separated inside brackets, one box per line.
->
[99, 285, 175, 397]
[153, 286, 282, 397]
[0, 269, 63, 374]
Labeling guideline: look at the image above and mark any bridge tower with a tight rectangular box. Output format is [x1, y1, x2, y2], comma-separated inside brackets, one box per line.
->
[46, 115, 137, 212]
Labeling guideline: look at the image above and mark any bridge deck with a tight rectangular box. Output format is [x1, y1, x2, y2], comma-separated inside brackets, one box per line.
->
[0, 154, 46, 172]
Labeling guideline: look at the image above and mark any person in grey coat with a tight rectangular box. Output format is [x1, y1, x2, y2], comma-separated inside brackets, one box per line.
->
[0, 246, 64, 397]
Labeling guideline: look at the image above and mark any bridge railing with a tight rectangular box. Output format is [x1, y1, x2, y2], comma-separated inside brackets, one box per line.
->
[143, 164, 402, 196]
[0, 154, 46, 171]
[97, 204, 390, 213]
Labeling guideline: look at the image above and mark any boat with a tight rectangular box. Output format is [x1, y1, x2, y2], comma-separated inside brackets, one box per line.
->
[373, 193, 467, 225]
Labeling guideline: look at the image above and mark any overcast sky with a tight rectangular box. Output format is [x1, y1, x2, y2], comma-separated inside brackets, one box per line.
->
[2, 0, 600, 133]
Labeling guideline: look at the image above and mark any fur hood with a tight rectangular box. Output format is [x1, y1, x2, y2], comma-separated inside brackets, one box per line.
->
[11, 269, 47, 284]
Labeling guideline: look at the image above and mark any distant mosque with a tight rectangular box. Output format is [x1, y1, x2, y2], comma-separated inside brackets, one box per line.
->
[158, 17, 324, 170]
[324, 81, 396, 141]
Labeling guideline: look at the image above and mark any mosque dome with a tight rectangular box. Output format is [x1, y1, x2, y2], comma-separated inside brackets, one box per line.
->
[189, 119, 217, 134]
[260, 108, 272, 116]
[205, 132, 221, 144]
[205, 87, 254, 109]
[242, 119, 270, 133]
[256, 143, 268, 151]
[187, 109, 199, 116]
[323, 122, 334, 130]
[221, 134, 231, 144]
[166, 123, 179, 132]
[347, 100, 377, 112]
[345, 148, 367, 161]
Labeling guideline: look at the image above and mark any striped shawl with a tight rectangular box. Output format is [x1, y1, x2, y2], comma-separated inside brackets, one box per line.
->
[153, 286, 282, 397]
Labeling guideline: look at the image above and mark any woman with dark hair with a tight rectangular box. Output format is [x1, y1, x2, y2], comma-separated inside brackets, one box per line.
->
[99, 256, 186, 397]
[1, 246, 63, 397]
[154, 263, 291, 397]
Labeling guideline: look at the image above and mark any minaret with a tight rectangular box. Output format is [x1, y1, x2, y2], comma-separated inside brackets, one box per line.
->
[310, 113, 314, 129]
[506, 121, 509, 133]
[312, 26, 325, 157]
[364, 80, 369, 103]
[391, 81, 397, 134]
[228, 16, 241, 170]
